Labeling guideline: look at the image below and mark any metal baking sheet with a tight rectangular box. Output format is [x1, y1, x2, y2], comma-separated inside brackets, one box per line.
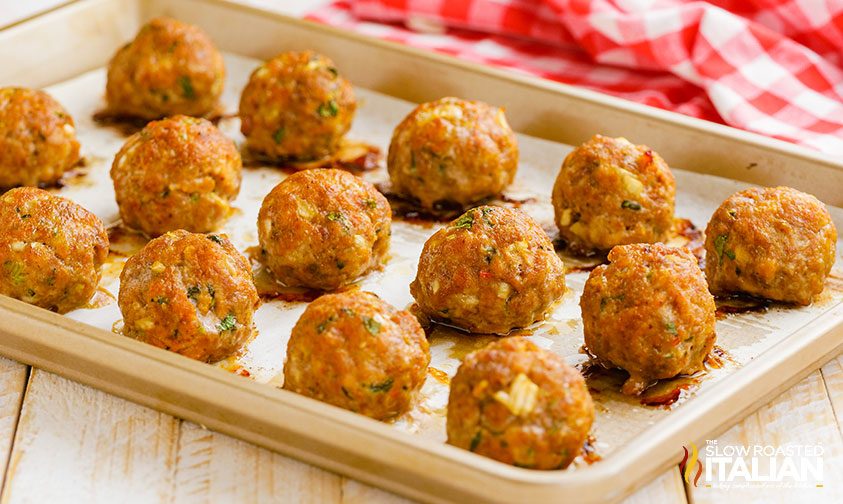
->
[1, 1, 842, 502]
[50, 51, 843, 457]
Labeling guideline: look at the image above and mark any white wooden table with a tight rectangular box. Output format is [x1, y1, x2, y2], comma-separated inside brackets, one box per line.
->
[0, 1, 841, 502]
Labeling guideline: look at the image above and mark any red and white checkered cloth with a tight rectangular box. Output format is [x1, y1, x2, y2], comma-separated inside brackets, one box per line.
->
[307, 0, 843, 155]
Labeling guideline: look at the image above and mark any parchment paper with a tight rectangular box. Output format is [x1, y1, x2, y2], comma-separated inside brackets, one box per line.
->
[44, 53, 843, 463]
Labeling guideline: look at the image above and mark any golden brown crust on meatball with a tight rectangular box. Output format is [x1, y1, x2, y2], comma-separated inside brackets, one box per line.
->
[239, 51, 356, 161]
[111, 115, 241, 236]
[447, 337, 594, 470]
[257, 169, 390, 290]
[552, 135, 675, 254]
[0, 88, 80, 188]
[581, 243, 716, 395]
[106, 17, 225, 119]
[411, 206, 566, 335]
[387, 97, 518, 209]
[0, 187, 107, 313]
[283, 290, 430, 420]
[704, 186, 837, 305]
[118, 230, 259, 362]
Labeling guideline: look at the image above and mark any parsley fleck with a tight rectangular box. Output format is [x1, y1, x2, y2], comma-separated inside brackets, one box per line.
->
[326, 212, 344, 222]
[187, 285, 201, 301]
[363, 199, 378, 209]
[621, 200, 642, 211]
[317, 315, 336, 333]
[713, 234, 732, 264]
[318, 99, 339, 117]
[362, 316, 381, 335]
[327, 66, 339, 77]
[179, 76, 195, 99]
[217, 313, 237, 332]
[665, 321, 678, 335]
[207, 234, 223, 245]
[273, 127, 285, 144]
[470, 431, 482, 452]
[3, 261, 24, 285]
[367, 378, 393, 393]
[453, 211, 475, 230]
[153, 296, 169, 305]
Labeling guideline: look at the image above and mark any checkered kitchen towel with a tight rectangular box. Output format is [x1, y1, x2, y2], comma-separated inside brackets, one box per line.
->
[308, 0, 843, 155]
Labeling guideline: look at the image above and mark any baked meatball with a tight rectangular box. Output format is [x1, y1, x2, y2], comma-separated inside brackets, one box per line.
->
[283, 290, 430, 420]
[387, 97, 518, 209]
[239, 51, 356, 161]
[0, 187, 107, 313]
[0, 88, 80, 188]
[581, 243, 716, 395]
[705, 186, 837, 305]
[118, 230, 259, 362]
[106, 17, 225, 119]
[447, 337, 594, 470]
[257, 169, 390, 290]
[411, 206, 566, 334]
[111, 115, 241, 236]
[552, 135, 675, 254]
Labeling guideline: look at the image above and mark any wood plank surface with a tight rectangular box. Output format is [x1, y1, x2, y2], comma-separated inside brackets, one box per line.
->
[0, 369, 689, 504]
[0, 370, 179, 503]
[0, 358, 27, 488]
[689, 369, 843, 504]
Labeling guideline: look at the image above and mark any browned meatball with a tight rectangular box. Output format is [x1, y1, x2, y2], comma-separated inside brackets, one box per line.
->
[283, 290, 430, 420]
[106, 17, 225, 119]
[447, 337, 594, 470]
[118, 230, 259, 362]
[581, 243, 716, 395]
[387, 97, 518, 209]
[239, 51, 356, 161]
[552, 135, 675, 254]
[0, 88, 80, 188]
[257, 169, 390, 290]
[411, 206, 566, 334]
[0, 187, 108, 313]
[705, 186, 837, 305]
[111, 115, 241, 236]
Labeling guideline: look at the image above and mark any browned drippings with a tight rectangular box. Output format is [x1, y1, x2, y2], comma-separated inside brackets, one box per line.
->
[92, 110, 150, 136]
[578, 361, 702, 408]
[553, 238, 605, 273]
[428, 367, 450, 385]
[245, 245, 333, 303]
[93, 107, 226, 136]
[715, 294, 771, 318]
[107, 224, 149, 257]
[668, 218, 705, 266]
[242, 139, 381, 174]
[376, 184, 462, 227]
[704, 345, 733, 370]
[497, 193, 538, 208]
[638, 375, 700, 407]
[580, 435, 602, 465]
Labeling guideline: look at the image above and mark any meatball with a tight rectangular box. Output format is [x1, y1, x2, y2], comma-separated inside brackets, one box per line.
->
[257, 169, 390, 290]
[411, 205, 566, 334]
[106, 17, 225, 119]
[387, 97, 518, 209]
[581, 243, 716, 395]
[552, 135, 675, 254]
[111, 115, 241, 236]
[118, 230, 259, 362]
[0, 88, 80, 188]
[447, 337, 594, 470]
[705, 186, 837, 305]
[283, 290, 430, 420]
[239, 51, 356, 161]
[0, 187, 108, 313]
